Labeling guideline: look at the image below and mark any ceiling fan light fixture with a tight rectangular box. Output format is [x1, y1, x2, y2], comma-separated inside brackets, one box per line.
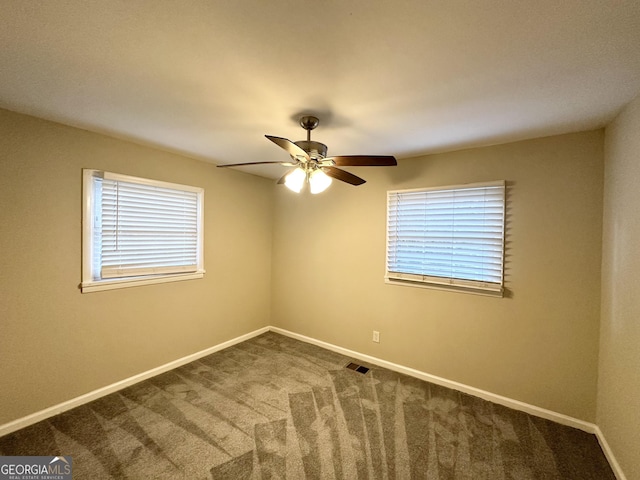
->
[284, 167, 306, 193]
[309, 169, 332, 194]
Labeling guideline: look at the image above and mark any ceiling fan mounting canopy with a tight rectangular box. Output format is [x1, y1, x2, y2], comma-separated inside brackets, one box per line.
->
[299, 115, 320, 132]
[217, 114, 397, 192]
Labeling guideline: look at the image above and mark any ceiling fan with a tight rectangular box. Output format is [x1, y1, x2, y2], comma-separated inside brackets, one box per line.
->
[217, 115, 397, 194]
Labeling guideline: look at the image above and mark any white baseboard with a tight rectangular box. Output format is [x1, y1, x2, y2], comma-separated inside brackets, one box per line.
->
[594, 426, 628, 480]
[0, 326, 269, 438]
[270, 326, 597, 434]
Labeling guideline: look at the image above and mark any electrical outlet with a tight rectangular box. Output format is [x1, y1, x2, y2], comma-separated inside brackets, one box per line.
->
[372, 330, 380, 343]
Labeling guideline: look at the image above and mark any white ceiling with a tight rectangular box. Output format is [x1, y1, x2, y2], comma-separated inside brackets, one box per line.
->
[2, 1, 640, 179]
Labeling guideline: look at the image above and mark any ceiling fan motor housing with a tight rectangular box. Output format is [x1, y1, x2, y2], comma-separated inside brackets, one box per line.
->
[294, 140, 328, 160]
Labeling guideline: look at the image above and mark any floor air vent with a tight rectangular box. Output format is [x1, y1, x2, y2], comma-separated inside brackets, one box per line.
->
[346, 362, 370, 374]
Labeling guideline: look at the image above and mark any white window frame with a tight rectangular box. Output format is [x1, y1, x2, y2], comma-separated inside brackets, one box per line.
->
[385, 180, 506, 296]
[82, 169, 205, 293]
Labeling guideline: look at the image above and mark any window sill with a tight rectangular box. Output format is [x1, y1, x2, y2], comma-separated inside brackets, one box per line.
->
[385, 277, 503, 297]
[81, 271, 204, 293]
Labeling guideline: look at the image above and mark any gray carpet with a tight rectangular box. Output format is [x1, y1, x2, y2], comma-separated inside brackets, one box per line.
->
[0, 332, 615, 479]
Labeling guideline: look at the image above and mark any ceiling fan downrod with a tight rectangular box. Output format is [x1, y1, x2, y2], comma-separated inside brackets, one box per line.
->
[299, 115, 319, 141]
[295, 115, 327, 159]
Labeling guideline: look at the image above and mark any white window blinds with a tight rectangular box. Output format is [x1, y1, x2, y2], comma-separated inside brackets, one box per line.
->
[386, 181, 505, 293]
[92, 172, 203, 279]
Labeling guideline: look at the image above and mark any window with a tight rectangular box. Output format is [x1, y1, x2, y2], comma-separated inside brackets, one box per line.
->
[82, 170, 204, 292]
[386, 181, 505, 295]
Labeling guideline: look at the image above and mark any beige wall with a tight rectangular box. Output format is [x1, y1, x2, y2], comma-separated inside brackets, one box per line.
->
[0, 108, 273, 425]
[0, 106, 611, 434]
[599, 93, 640, 479]
[272, 130, 604, 422]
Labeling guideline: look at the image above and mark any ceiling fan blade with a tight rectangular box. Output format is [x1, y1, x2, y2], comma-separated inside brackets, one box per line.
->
[326, 155, 397, 167]
[276, 170, 290, 185]
[322, 166, 366, 186]
[265, 135, 310, 161]
[217, 161, 296, 168]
